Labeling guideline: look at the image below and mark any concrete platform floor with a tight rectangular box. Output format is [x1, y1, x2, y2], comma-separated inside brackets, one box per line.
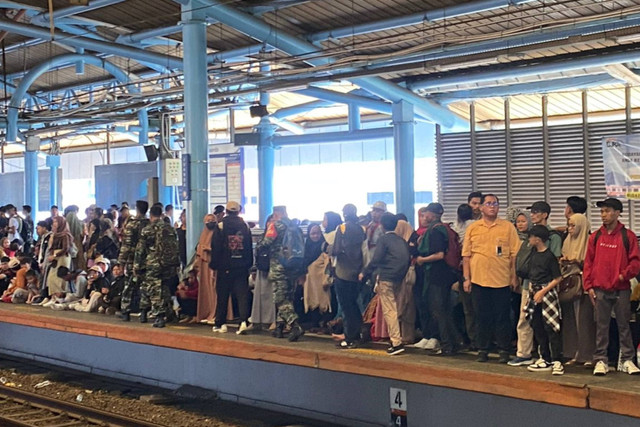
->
[1, 303, 640, 419]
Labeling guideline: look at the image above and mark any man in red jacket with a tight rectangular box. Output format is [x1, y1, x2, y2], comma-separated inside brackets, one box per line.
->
[584, 198, 640, 376]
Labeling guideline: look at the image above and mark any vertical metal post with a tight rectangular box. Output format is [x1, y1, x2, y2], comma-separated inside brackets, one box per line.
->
[24, 150, 39, 215]
[435, 124, 443, 206]
[228, 107, 235, 144]
[470, 102, 477, 190]
[392, 100, 415, 225]
[106, 127, 111, 165]
[581, 91, 591, 214]
[257, 117, 275, 226]
[182, 1, 210, 261]
[1, 143, 4, 174]
[75, 47, 85, 75]
[504, 98, 512, 206]
[625, 85, 634, 226]
[542, 95, 550, 201]
[46, 155, 60, 208]
[348, 104, 361, 131]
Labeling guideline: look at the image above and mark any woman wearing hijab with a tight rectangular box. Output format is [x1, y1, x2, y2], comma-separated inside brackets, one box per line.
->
[195, 214, 232, 324]
[42, 216, 74, 301]
[301, 224, 332, 327]
[66, 209, 86, 271]
[250, 215, 276, 329]
[395, 219, 417, 344]
[561, 213, 594, 367]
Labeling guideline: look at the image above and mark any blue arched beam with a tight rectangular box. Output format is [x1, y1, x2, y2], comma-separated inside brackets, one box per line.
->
[7, 53, 148, 145]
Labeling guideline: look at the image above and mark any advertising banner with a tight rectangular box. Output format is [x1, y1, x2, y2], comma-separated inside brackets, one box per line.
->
[603, 134, 640, 200]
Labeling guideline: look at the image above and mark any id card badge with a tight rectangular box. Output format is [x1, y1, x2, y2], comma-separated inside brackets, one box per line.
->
[496, 239, 504, 257]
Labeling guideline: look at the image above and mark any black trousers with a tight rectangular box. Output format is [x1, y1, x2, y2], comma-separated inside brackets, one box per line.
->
[413, 273, 440, 340]
[472, 284, 512, 353]
[178, 297, 197, 317]
[531, 303, 563, 362]
[215, 270, 249, 327]
[427, 282, 461, 352]
[334, 278, 362, 343]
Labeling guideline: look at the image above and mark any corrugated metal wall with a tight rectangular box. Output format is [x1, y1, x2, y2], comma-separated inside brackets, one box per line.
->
[437, 119, 640, 231]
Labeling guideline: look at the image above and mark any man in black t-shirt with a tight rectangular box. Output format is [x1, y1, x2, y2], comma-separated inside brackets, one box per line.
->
[417, 203, 461, 356]
[525, 225, 564, 376]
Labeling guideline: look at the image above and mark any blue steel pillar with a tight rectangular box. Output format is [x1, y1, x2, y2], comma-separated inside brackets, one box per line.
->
[392, 100, 415, 226]
[257, 117, 275, 226]
[46, 155, 60, 208]
[348, 104, 361, 131]
[181, 1, 209, 260]
[24, 149, 39, 215]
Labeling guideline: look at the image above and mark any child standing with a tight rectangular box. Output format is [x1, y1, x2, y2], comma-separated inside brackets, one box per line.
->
[524, 225, 564, 375]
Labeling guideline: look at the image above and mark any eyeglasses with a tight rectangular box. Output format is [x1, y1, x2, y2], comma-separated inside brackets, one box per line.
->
[483, 202, 499, 207]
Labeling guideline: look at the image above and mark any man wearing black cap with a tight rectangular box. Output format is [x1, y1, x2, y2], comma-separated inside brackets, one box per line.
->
[527, 201, 562, 257]
[584, 198, 640, 376]
[416, 203, 461, 355]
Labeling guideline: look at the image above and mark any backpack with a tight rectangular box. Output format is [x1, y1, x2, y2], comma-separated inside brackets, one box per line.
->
[156, 224, 180, 270]
[279, 221, 305, 272]
[435, 223, 462, 271]
[593, 226, 630, 255]
[19, 217, 32, 243]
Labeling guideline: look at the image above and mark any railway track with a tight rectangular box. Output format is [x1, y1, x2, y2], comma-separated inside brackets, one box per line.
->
[0, 385, 162, 427]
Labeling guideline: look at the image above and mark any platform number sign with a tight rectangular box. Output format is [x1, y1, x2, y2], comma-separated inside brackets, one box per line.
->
[390, 388, 407, 427]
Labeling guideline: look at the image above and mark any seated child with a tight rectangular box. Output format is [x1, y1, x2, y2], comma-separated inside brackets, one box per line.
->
[177, 269, 199, 323]
[98, 262, 124, 315]
[24, 270, 41, 304]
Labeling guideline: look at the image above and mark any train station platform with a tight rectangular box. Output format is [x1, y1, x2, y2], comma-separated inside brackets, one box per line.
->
[1, 303, 640, 426]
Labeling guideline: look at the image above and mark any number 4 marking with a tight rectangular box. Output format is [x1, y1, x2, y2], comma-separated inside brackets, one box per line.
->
[395, 391, 403, 408]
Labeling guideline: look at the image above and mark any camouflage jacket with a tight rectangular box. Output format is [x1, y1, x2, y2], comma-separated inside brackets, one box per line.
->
[118, 216, 149, 273]
[256, 218, 288, 261]
[133, 219, 179, 279]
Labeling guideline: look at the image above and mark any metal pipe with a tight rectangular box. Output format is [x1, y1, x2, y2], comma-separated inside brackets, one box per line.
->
[182, 1, 210, 262]
[30, 0, 126, 26]
[6, 53, 148, 145]
[582, 90, 591, 210]
[195, 0, 465, 129]
[0, 20, 183, 69]
[392, 101, 415, 225]
[46, 155, 60, 208]
[24, 148, 38, 214]
[470, 102, 477, 190]
[308, 0, 534, 42]
[257, 117, 275, 225]
[75, 47, 85, 75]
[542, 95, 550, 201]
[273, 127, 393, 146]
[295, 87, 392, 114]
[504, 98, 512, 206]
[408, 46, 640, 91]
[271, 100, 331, 120]
[116, 24, 182, 44]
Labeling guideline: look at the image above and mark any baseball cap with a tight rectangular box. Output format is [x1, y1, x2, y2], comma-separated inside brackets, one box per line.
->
[528, 224, 550, 241]
[213, 205, 225, 215]
[7, 258, 20, 269]
[526, 201, 551, 214]
[424, 202, 444, 215]
[226, 201, 241, 212]
[89, 265, 103, 274]
[372, 201, 387, 212]
[596, 197, 623, 212]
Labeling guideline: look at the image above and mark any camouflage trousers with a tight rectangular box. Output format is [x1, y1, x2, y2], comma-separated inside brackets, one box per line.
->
[139, 274, 172, 317]
[269, 262, 298, 325]
[120, 274, 138, 312]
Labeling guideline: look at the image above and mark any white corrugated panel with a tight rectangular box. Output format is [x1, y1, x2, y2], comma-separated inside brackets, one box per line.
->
[475, 130, 508, 204]
[510, 128, 545, 212]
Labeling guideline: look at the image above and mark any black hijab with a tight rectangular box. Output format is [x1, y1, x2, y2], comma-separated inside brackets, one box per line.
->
[303, 223, 325, 270]
[324, 211, 343, 233]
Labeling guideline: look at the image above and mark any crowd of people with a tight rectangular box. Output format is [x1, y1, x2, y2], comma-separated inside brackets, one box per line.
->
[2, 192, 640, 377]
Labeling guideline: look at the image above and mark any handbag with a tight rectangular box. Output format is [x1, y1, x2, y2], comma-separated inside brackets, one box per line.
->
[558, 260, 583, 303]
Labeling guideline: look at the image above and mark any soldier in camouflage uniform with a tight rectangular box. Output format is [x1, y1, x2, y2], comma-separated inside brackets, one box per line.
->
[118, 200, 149, 321]
[133, 205, 180, 328]
[255, 205, 304, 342]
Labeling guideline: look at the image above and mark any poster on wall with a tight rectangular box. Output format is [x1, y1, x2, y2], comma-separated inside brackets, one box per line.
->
[603, 134, 640, 200]
[209, 144, 244, 208]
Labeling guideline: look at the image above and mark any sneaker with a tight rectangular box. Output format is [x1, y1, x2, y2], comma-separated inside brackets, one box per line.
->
[236, 321, 249, 335]
[508, 357, 534, 367]
[336, 340, 357, 349]
[527, 359, 553, 372]
[621, 360, 640, 375]
[42, 299, 56, 308]
[212, 325, 228, 333]
[424, 338, 440, 351]
[593, 360, 608, 376]
[288, 324, 305, 342]
[552, 361, 565, 376]
[38, 298, 50, 306]
[414, 338, 429, 349]
[98, 306, 105, 314]
[387, 345, 405, 356]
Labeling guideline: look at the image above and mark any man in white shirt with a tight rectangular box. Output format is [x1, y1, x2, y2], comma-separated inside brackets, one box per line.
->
[5, 204, 23, 244]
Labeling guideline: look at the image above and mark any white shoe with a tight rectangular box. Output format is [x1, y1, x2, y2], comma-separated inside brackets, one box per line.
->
[38, 298, 50, 306]
[552, 361, 564, 376]
[42, 299, 56, 308]
[621, 360, 640, 375]
[212, 324, 227, 333]
[593, 360, 608, 376]
[414, 338, 429, 349]
[424, 338, 440, 351]
[527, 359, 552, 372]
[236, 322, 249, 335]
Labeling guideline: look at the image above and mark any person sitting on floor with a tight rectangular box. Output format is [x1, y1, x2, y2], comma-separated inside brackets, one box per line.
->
[0, 256, 12, 294]
[98, 262, 124, 315]
[69, 266, 108, 313]
[24, 270, 41, 305]
[177, 269, 199, 323]
[1, 258, 24, 303]
[4, 258, 31, 304]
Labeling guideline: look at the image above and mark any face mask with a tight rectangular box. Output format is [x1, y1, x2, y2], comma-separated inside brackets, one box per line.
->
[206, 222, 216, 230]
